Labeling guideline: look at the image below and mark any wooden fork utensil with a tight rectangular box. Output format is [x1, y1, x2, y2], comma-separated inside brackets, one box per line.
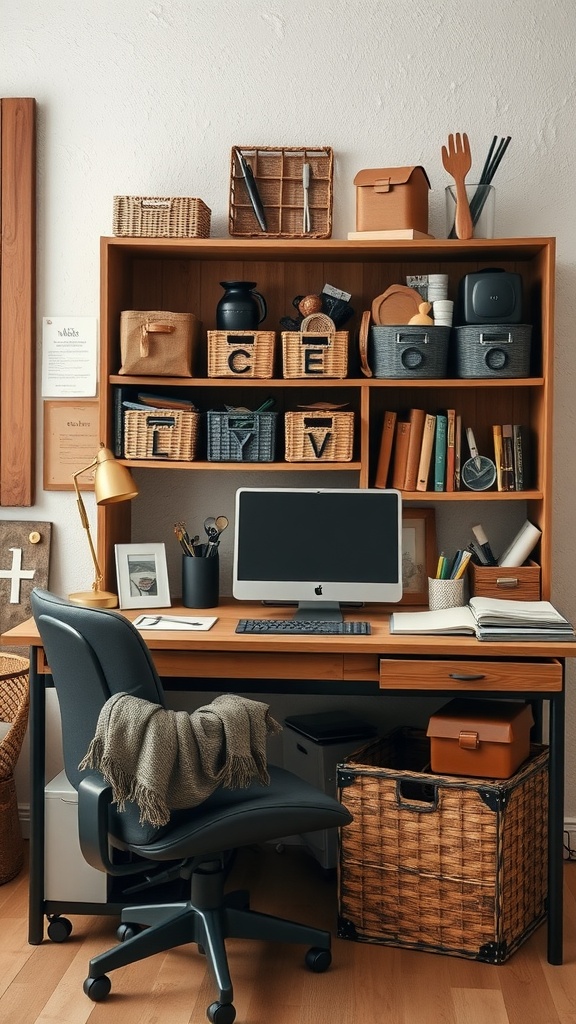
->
[442, 132, 473, 240]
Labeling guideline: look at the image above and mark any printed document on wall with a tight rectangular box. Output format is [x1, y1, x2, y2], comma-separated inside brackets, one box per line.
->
[41, 317, 98, 397]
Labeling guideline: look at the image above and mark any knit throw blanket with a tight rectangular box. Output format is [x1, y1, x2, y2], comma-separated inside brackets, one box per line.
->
[79, 692, 281, 828]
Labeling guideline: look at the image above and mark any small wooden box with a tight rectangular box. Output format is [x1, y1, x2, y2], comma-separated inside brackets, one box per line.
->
[282, 331, 348, 379]
[469, 560, 541, 600]
[284, 411, 354, 462]
[207, 331, 276, 378]
[353, 166, 430, 233]
[427, 699, 534, 780]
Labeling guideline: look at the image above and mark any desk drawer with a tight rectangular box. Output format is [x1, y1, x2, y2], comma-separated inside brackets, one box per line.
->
[379, 658, 563, 691]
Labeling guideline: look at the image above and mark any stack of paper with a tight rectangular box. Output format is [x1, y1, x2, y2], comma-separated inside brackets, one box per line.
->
[390, 598, 575, 641]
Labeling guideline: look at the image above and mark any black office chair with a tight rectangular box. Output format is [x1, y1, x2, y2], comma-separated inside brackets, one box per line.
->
[31, 588, 352, 1024]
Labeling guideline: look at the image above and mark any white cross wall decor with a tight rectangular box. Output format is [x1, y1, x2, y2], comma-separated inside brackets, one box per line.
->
[0, 547, 35, 603]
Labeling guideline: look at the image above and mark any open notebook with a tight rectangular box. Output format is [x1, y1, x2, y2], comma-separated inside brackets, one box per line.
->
[390, 597, 575, 641]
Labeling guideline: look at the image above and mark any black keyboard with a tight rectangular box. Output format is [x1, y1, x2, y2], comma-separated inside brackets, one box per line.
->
[235, 618, 371, 635]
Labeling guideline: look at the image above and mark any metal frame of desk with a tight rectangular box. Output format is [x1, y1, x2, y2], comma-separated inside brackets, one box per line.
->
[3, 600, 571, 965]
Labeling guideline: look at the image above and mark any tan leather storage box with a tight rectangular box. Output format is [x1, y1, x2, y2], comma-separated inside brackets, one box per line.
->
[353, 166, 430, 233]
[426, 699, 533, 779]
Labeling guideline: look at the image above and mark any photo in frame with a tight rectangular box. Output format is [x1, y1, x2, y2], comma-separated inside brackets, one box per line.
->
[114, 542, 171, 610]
[401, 508, 437, 605]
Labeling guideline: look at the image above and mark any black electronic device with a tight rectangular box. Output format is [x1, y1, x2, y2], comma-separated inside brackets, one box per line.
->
[457, 268, 523, 324]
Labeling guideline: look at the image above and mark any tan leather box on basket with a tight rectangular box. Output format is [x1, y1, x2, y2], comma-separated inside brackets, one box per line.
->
[119, 310, 200, 377]
[426, 698, 534, 779]
[353, 166, 430, 233]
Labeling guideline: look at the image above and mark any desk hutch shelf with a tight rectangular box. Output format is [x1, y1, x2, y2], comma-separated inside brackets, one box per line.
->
[98, 236, 555, 597]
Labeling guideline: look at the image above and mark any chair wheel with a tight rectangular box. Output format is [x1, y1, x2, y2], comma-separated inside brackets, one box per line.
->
[117, 922, 141, 941]
[83, 975, 112, 1001]
[207, 1000, 236, 1024]
[305, 946, 331, 973]
[47, 916, 73, 943]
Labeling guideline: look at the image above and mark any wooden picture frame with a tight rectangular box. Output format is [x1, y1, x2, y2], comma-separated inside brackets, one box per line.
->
[401, 508, 437, 605]
[114, 542, 171, 610]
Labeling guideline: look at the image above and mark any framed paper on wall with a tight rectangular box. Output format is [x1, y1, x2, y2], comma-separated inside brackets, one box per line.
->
[401, 508, 437, 605]
[114, 542, 171, 610]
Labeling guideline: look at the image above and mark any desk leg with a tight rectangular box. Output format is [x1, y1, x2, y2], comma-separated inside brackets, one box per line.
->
[28, 652, 45, 944]
[547, 689, 565, 965]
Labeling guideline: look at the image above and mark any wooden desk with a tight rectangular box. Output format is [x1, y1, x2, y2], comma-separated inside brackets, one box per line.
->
[3, 598, 573, 964]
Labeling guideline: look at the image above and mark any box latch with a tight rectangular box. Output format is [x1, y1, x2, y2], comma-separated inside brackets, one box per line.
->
[458, 729, 480, 750]
[374, 177, 392, 193]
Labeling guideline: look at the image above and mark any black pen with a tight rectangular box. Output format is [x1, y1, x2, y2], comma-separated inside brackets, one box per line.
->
[471, 524, 498, 566]
[236, 150, 267, 231]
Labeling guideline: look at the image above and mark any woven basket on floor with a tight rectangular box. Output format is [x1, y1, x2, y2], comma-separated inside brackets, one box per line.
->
[0, 653, 30, 884]
[337, 728, 548, 963]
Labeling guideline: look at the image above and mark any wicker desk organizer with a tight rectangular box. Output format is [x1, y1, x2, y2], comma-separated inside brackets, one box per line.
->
[282, 331, 348, 379]
[337, 728, 548, 963]
[207, 410, 277, 462]
[207, 331, 276, 378]
[285, 411, 354, 462]
[229, 147, 333, 238]
[113, 196, 211, 238]
[124, 409, 200, 461]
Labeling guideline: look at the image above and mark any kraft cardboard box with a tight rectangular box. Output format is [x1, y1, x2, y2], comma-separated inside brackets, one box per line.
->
[426, 698, 533, 779]
[353, 165, 430, 233]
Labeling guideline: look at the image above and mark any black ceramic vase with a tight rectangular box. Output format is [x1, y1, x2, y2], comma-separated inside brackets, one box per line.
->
[216, 281, 267, 330]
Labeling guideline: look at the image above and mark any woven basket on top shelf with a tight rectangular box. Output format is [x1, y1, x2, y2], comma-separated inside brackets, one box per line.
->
[0, 653, 30, 884]
[113, 196, 211, 238]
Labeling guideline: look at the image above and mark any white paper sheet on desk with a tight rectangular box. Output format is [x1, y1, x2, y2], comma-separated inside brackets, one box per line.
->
[133, 615, 217, 631]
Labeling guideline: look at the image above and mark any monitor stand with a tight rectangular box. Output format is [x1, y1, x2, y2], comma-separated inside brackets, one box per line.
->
[292, 601, 343, 623]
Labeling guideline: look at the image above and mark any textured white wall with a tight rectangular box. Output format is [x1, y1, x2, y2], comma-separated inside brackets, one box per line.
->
[4, 0, 576, 809]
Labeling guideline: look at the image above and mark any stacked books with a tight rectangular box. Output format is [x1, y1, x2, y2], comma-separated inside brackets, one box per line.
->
[390, 596, 576, 642]
[492, 423, 530, 491]
[374, 408, 461, 492]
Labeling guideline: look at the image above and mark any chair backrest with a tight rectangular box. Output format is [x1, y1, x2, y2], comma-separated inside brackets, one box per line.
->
[31, 588, 166, 791]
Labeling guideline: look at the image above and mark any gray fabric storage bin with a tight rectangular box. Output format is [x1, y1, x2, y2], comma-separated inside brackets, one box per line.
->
[207, 410, 277, 461]
[454, 324, 532, 378]
[369, 325, 450, 379]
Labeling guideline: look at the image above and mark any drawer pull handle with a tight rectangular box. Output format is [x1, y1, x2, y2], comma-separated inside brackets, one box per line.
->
[449, 672, 487, 681]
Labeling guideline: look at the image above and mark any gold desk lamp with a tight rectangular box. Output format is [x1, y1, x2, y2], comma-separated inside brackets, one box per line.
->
[69, 445, 139, 608]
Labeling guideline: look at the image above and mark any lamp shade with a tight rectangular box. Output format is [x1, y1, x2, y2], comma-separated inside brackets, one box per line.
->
[93, 447, 139, 505]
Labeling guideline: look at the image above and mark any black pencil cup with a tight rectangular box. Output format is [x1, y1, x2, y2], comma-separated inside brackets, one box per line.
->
[182, 553, 219, 608]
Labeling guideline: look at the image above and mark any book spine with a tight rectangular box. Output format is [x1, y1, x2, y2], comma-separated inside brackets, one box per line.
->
[492, 424, 504, 491]
[433, 414, 447, 491]
[404, 408, 427, 491]
[513, 424, 526, 490]
[416, 414, 436, 491]
[445, 408, 455, 491]
[113, 386, 125, 457]
[374, 410, 397, 488]
[454, 414, 462, 490]
[501, 424, 515, 491]
[391, 420, 411, 490]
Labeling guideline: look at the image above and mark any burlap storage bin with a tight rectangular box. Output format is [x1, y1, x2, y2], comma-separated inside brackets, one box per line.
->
[338, 728, 548, 962]
[0, 654, 30, 884]
[119, 310, 200, 377]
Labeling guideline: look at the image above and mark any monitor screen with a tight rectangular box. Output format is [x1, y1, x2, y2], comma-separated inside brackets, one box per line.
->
[233, 487, 403, 620]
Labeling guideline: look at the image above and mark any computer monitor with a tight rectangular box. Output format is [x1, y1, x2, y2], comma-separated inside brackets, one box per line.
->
[233, 487, 403, 621]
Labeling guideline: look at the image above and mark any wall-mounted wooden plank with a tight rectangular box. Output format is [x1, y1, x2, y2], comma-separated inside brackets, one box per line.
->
[0, 97, 36, 506]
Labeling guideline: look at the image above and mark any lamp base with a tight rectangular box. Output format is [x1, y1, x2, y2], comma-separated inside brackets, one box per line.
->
[68, 590, 119, 609]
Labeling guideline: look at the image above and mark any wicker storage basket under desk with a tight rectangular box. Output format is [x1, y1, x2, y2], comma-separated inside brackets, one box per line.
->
[0, 653, 29, 884]
[337, 728, 548, 963]
[113, 196, 211, 238]
[124, 409, 200, 461]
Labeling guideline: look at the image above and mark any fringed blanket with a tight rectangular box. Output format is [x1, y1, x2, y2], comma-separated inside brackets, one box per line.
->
[79, 692, 281, 827]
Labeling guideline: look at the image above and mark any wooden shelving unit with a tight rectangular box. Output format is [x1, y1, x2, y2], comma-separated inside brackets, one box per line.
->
[98, 236, 555, 597]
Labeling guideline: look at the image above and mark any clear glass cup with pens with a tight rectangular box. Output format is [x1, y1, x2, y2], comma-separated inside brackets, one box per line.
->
[175, 516, 228, 608]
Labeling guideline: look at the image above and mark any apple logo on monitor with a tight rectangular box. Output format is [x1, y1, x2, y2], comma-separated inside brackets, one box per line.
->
[315, 585, 323, 595]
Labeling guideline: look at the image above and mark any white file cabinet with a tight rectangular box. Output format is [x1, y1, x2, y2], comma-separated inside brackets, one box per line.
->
[45, 770, 108, 903]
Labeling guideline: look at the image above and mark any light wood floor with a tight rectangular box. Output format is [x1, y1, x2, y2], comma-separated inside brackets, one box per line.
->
[1, 843, 576, 1024]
